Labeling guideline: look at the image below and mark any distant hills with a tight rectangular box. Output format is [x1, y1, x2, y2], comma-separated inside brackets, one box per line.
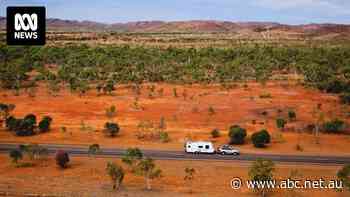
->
[1, 17, 350, 39]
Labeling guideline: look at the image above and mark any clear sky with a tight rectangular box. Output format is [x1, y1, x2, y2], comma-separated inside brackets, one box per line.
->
[1, 0, 350, 24]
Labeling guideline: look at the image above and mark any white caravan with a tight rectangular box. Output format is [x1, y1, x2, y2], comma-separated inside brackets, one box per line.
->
[185, 141, 215, 154]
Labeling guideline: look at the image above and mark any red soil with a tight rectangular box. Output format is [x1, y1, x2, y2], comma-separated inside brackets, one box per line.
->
[0, 82, 349, 156]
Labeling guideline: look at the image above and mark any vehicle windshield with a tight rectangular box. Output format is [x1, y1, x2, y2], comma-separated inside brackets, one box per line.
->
[221, 145, 232, 150]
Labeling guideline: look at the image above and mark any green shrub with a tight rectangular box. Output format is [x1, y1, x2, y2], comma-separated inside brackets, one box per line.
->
[337, 164, 350, 191]
[38, 116, 53, 133]
[9, 149, 22, 164]
[276, 118, 287, 131]
[288, 110, 296, 121]
[323, 79, 349, 94]
[228, 125, 247, 145]
[211, 129, 220, 138]
[323, 119, 345, 133]
[340, 92, 350, 105]
[122, 147, 143, 171]
[251, 129, 271, 148]
[159, 131, 170, 143]
[105, 105, 117, 119]
[6, 117, 35, 136]
[104, 122, 120, 137]
[24, 114, 37, 125]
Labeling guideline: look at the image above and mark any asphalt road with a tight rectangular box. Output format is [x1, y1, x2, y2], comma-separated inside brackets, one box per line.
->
[0, 143, 349, 165]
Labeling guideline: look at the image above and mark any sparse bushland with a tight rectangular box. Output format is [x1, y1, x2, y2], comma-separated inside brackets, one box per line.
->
[9, 144, 49, 167]
[249, 159, 275, 197]
[136, 119, 170, 143]
[228, 125, 247, 145]
[5, 114, 52, 136]
[1, 44, 350, 104]
[121, 148, 162, 190]
[251, 130, 271, 148]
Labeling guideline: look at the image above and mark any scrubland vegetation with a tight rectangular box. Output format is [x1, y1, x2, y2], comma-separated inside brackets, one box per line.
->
[0, 39, 350, 196]
[0, 43, 349, 151]
[0, 44, 349, 97]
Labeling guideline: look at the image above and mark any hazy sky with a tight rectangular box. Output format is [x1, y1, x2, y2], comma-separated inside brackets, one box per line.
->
[1, 0, 350, 24]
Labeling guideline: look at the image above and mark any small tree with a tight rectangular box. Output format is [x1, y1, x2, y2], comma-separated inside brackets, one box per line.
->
[211, 128, 220, 138]
[106, 162, 125, 190]
[38, 116, 53, 133]
[9, 149, 22, 165]
[88, 144, 101, 157]
[340, 92, 350, 105]
[337, 164, 350, 191]
[104, 122, 120, 137]
[276, 118, 286, 131]
[159, 131, 170, 143]
[248, 159, 275, 197]
[105, 105, 117, 120]
[122, 148, 143, 171]
[135, 157, 162, 190]
[103, 80, 115, 95]
[251, 130, 271, 148]
[55, 150, 70, 169]
[0, 103, 15, 127]
[208, 106, 215, 116]
[24, 114, 37, 125]
[184, 167, 196, 193]
[158, 116, 166, 132]
[88, 144, 100, 174]
[312, 104, 324, 144]
[173, 88, 178, 97]
[35, 146, 49, 164]
[229, 125, 247, 145]
[288, 110, 296, 121]
[5, 116, 17, 131]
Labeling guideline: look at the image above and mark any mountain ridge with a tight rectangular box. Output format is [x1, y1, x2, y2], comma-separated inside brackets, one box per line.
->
[1, 17, 350, 38]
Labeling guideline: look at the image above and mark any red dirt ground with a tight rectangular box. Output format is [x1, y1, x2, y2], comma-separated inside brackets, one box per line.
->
[0, 82, 349, 156]
[0, 155, 348, 197]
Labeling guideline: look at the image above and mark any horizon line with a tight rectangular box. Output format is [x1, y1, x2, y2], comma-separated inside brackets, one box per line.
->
[1, 16, 350, 26]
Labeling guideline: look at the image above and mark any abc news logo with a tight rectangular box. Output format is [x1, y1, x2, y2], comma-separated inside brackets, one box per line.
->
[7, 7, 46, 45]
